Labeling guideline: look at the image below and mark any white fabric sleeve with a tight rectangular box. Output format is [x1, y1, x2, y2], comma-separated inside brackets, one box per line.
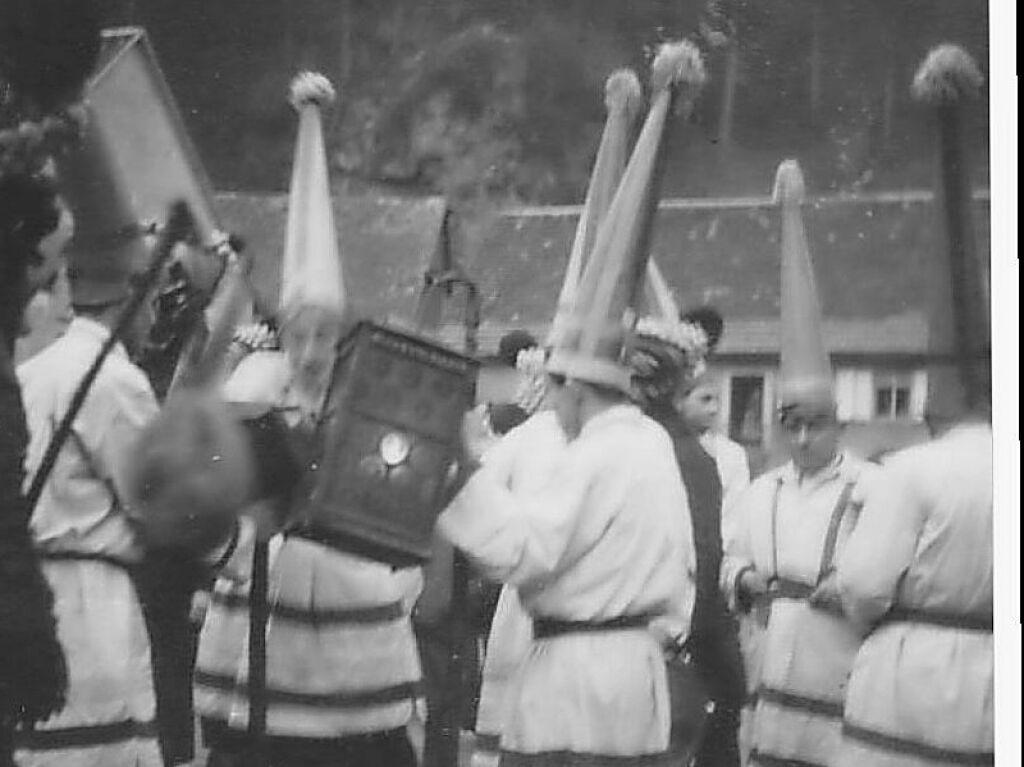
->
[836, 462, 921, 628]
[436, 454, 592, 588]
[222, 351, 291, 405]
[720, 480, 759, 612]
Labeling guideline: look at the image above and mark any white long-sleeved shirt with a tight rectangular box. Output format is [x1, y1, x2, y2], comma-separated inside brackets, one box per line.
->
[18, 317, 159, 559]
[833, 423, 993, 766]
[836, 423, 993, 627]
[439, 403, 695, 637]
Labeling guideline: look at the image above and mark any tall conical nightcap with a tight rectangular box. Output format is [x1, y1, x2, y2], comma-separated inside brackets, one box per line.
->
[280, 72, 345, 318]
[548, 69, 644, 346]
[774, 159, 833, 409]
[912, 44, 989, 419]
[643, 258, 680, 322]
[548, 40, 706, 392]
[55, 107, 151, 307]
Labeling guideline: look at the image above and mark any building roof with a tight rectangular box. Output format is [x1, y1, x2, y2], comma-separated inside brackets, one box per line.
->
[214, 192, 447, 322]
[454, 189, 990, 356]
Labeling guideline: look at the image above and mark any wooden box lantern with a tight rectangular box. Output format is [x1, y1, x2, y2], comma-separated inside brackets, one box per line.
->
[302, 322, 479, 567]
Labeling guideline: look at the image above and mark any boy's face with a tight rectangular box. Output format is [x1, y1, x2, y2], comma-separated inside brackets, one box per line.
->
[281, 306, 343, 395]
[678, 381, 720, 433]
[779, 403, 842, 474]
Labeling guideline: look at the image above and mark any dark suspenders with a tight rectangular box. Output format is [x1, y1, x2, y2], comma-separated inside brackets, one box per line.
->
[767, 476, 856, 596]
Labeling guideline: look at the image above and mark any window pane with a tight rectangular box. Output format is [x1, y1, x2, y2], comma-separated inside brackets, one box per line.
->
[894, 387, 910, 416]
[729, 376, 764, 445]
[875, 388, 893, 417]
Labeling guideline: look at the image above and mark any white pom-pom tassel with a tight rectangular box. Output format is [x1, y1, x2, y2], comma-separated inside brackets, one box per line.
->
[289, 71, 336, 109]
[651, 40, 707, 94]
[772, 159, 806, 205]
[912, 44, 984, 106]
[605, 69, 644, 121]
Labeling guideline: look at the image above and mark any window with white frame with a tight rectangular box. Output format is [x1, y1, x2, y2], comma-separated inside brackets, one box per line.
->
[728, 375, 765, 446]
[873, 372, 916, 420]
[835, 368, 928, 422]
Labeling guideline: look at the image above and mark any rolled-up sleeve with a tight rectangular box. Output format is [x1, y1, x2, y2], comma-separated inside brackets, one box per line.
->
[836, 462, 921, 628]
[436, 457, 590, 588]
[720, 481, 759, 612]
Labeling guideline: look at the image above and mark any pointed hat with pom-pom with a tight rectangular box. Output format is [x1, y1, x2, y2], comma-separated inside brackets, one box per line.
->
[547, 40, 706, 392]
[912, 44, 989, 418]
[548, 68, 644, 345]
[774, 159, 834, 410]
[55, 109, 152, 307]
[279, 72, 345, 318]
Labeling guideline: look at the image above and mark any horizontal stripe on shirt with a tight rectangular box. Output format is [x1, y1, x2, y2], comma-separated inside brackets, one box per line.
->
[843, 721, 995, 765]
[755, 686, 844, 719]
[500, 748, 680, 767]
[475, 732, 501, 753]
[879, 606, 993, 633]
[38, 550, 135, 571]
[749, 750, 827, 767]
[14, 719, 157, 750]
[209, 590, 404, 625]
[194, 670, 420, 709]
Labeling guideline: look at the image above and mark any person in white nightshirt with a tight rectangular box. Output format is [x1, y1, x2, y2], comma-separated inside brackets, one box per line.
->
[833, 415, 993, 767]
[441, 41, 706, 767]
[721, 160, 878, 767]
[15, 173, 163, 765]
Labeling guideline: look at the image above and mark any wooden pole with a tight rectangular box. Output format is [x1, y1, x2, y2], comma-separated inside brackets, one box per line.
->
[247, 539, 270, 767]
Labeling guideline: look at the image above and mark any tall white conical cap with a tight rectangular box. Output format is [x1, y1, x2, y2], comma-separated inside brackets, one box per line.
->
[774, 159, 834, 409]
[548, 68, 644, 346]
[548, 41, 706, 392]
[279, 72, 345, 317]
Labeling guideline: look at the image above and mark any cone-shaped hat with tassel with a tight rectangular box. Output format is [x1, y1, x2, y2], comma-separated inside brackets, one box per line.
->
[548, 69, 644, 345]
[55, 109, 151, 307]
[774, 159, 834, 410]
[547, 41, 706, 392]
[911, 44, 989, 419]
[280, 72, 345, 318]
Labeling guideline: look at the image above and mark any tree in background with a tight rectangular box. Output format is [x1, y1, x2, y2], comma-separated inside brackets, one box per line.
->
[127, 0, 988, 200]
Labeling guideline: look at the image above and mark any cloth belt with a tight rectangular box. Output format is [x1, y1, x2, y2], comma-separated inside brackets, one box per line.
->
[533, 614, 650, 640]
[879, 606, 993, 633]
[762, 578, 844, 618]
[766, 578, 814, 601]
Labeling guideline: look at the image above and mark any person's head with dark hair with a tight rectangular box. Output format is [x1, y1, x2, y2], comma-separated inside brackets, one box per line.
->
[497, 329, 539, 367]
[680, 306, 724, 353]
[2, 0, 100, 347]
[0, 171, 62, 346]
[487, 402, 530, 435]
[628, 316, 710, 416]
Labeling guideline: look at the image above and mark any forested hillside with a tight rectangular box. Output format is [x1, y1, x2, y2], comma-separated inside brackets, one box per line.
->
[106, 0, 990, 203]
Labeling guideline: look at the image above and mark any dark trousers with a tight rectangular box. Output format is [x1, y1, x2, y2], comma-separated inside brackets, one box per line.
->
[694, 703, 742, 767]
[132, 555, 208, 766]
[689, 607, 746, 767]
[204, 721, 416, 767]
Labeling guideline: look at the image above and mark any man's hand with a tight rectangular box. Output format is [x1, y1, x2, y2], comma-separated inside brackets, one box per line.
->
[461, 404, 497, 464]
[809, 572, 843, 614]
[738, 568, 772, 599]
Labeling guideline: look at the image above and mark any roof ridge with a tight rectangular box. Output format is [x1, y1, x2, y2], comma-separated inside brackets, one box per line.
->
[503, 188, 991, 217]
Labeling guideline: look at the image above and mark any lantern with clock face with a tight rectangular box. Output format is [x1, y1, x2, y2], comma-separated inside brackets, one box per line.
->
[299, 321, 478, 567]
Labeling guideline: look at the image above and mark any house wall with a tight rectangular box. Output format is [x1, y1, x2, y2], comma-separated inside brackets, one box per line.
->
[474, 358, 933, 477]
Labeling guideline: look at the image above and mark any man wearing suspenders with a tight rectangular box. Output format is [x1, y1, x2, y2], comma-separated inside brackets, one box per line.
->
[721, 161, 879, 767]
